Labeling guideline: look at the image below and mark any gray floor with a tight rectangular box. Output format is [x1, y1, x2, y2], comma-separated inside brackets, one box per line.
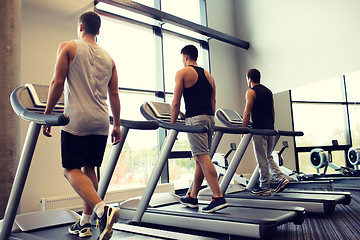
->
[9, 189, 360, 240]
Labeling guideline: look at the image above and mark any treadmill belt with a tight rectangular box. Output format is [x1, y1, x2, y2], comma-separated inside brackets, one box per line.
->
[147, 203, 299, 225]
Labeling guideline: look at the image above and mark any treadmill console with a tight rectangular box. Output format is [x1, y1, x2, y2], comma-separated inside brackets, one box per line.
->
[218, 109, 243, 124]
[147, 101, 185, 123]
[25, 83, 64, 113]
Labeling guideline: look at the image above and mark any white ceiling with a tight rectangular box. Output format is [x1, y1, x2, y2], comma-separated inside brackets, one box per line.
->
[23, 0, 94, 16]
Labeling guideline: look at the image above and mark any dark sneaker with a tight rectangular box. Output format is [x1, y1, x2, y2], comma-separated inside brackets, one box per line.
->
[68, 219, 92, 237]
[97, 206, 120, 240]
[251, 187, 271, 196]
[274, 177, 289, 193]
[180, 196, 198, 208]
[202, 197, 228, 213]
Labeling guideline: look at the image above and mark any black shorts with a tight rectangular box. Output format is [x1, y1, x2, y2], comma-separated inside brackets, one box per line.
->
[61, 130, 108, 169]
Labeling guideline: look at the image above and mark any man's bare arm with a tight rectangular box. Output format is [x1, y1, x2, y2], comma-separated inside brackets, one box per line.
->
[171, 70, 184, 124]
[242, 89, 255, 127]
[43, 41, 74, 137]
[44, 42, 72, 115]
[108, 60, 121, 144]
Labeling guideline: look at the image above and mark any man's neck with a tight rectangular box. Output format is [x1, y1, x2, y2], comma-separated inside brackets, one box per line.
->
[81, 34, 98, 46]
[251, 82, 260, 88]
[185, 60, 198, 67]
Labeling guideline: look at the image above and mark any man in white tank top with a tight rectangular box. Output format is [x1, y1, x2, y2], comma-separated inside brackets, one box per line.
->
[43, 11, 120, 240]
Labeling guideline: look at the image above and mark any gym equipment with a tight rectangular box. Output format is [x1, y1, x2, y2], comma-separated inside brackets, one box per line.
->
[309, 140, 358, 176]
[0, 84, 75, 240]
[218, 109, 334, 190]
[198, 108, 351, 214]
[270, 141, 360, 191]
[117, 102, 305, 239]
[269, 140, 335, 190]
[1, 84, 166, 240]
[271, 141, 303, 181]
[348, 147, 360, 170]
[212, 143, 249, 187]
[300, 144, 360, 190]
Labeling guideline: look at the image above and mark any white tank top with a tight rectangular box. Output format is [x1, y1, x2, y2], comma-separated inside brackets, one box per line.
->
[62, 39, 113, 136]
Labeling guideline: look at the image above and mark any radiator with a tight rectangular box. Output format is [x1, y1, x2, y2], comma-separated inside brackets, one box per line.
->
[39, 183, 174, 211]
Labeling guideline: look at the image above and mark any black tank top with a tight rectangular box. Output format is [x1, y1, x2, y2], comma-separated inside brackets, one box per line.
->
[251, 84, 274, 129]
[183, 65, 214, 118]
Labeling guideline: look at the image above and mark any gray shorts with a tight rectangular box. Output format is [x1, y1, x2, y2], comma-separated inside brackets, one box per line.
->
[185, 115, 215, 156]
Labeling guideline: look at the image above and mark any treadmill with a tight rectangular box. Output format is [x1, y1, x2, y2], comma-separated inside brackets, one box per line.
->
[0, 84, 160, 240]
[198, 109, 351, 214]
[118, 102, 305, 239]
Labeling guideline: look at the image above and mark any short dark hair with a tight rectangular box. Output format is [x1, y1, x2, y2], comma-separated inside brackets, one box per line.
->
[79, 11, 101, 35]
[181, 45, 198, 61]
[247, 68, 261, 83]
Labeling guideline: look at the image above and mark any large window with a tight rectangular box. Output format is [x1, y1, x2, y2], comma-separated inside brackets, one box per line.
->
[96, 0, 208, 190]
[100, 19, 157, 91]
[292, 73, 360, 174]
[345, 71, 360, 147]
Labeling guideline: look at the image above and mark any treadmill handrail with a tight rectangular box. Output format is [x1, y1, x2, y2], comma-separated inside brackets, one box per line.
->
[10, 86, 69, 126]
[277, 130, 304, 137]
[140, 102, 208, 133]
[214, 125, 250, 135]
[109, 116, 159, 130]
[250, 129, 278, 136]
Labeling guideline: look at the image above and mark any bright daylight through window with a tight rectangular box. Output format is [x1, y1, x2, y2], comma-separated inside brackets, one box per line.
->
[291, 73, 360, 174]
[96, 0, 207, 190]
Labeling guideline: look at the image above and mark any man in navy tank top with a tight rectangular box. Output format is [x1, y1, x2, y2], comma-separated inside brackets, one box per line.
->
[171, 45, 228, 213]
[242, 68, 289, 196]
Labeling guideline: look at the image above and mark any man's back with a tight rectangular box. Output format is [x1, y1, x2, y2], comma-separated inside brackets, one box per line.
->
[251, 84, 274, 130]
[183, 65, 214, 118]
[63, 39, 113, 136]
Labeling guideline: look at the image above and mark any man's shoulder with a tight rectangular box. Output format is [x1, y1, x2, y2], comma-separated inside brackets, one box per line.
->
[176, 66, 192, 76]
[60, 40, 76, 47]
[58, 40, 76, 52]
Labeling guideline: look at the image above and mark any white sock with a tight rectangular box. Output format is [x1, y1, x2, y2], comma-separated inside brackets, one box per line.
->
[94, 201, 106, 219]
[80, 213, 91, 226]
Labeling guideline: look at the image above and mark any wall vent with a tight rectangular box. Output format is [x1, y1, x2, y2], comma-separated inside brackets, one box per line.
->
[39, 183, 174, 211]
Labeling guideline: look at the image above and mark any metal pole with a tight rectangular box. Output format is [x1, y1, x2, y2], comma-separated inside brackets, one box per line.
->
[0, 122, 41, 240]
[132, 129, 178, 223]
[209, 131, 223, 158]
[97, 126, 129, 200]
[219, 134, 252, 194]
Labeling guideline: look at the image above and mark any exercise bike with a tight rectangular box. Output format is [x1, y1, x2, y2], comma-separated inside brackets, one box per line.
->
[212, 143, 249, 188]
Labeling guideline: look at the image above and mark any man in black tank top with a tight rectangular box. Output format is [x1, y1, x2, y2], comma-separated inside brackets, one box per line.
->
[171, 45, 227, 213]
[242, 69, 289, 196]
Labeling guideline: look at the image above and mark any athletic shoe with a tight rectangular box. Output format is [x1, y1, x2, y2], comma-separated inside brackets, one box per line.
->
[202, 197, 228, 213]
[180, 196, 199, 208]
[251, 187, 271, 196]
[97, 206, 120, 240]
[68, 219, 92, 238]
[274, 177, 289, 193]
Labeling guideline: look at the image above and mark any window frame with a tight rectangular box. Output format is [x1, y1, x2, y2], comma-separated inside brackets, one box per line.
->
[96, 0, 211, 188]
[291, 75, 360, 172]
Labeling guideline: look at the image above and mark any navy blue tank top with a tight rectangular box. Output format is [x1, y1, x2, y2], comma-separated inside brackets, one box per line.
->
[251, 84, 274, 129]
[183, 65, 214, 118]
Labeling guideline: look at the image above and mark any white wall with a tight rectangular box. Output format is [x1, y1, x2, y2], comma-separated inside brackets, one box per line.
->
[274, 90, 297, 171]
[20, 0, 93, 213]
[206, 0, 258, 175]
[235, 0, 360, 93]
